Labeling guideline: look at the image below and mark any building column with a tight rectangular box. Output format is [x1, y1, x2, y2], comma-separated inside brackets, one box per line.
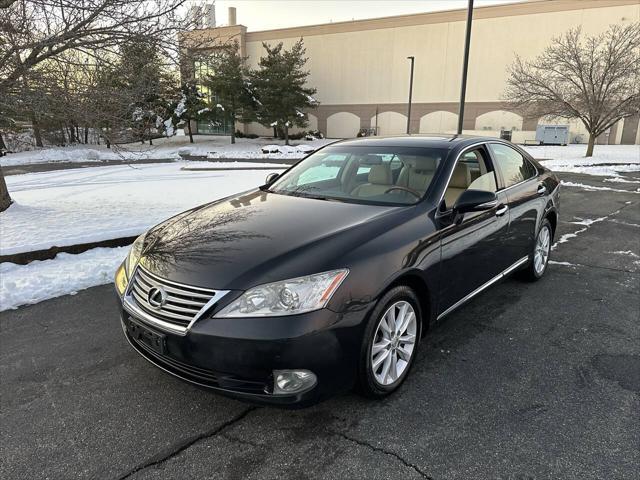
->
[316, 111, 328, 137]
[620, 115, 639, 145]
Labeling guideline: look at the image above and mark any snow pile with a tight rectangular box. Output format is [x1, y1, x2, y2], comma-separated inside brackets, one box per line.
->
[523, 144, 640, 177]
[1, 136, 335, 166]
[0, 163, 277, 256]
[258, 144, 316, 155]
[0, 246, 129, 311]
[561, 180, 639, 194]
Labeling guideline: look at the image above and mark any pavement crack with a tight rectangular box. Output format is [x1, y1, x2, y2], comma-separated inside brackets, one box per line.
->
[553, 201, 636, 251]
[551, 260, 638, 274]
[116, 406, 260, 480]
[332, 431, 434, 479]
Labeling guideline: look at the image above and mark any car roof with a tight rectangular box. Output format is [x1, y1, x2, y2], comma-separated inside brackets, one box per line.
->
[330, 134, 499, 150]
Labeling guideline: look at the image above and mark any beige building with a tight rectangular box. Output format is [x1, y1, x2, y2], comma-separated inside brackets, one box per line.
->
[182, 0, 640, 145]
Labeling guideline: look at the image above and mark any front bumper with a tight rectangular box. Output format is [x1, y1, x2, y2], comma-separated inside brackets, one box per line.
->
[118, 301, 372, 406]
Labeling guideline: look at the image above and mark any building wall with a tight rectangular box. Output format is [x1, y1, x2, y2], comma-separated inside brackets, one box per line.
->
[185, 0, 640, 143]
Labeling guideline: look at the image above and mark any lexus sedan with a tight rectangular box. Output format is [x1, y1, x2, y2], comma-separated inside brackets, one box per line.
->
[115, 135, 560, 405]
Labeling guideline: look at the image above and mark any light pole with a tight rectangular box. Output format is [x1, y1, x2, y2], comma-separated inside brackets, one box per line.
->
[406, 56, 415, 134]
[457, 0, 474, 135]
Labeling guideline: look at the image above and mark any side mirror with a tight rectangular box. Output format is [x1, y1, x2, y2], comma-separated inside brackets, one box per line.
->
[453, 189, 498, 214]
[265, 172, 280, 185]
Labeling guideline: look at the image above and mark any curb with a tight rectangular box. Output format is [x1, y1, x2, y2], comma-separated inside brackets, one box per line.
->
[1, 236, 138, 265]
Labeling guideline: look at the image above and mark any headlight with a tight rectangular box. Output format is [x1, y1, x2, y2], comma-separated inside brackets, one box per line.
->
[214, 269, 349, 318]
[125, 234, 146, 277]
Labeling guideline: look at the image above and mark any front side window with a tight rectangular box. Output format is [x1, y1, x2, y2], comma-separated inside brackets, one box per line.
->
[269, 146, 448, 206]
[443, 147, 497, 209]
[489, 143, 537, 188]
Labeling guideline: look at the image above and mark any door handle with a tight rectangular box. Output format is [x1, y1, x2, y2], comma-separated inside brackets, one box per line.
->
[537, 184, 547, 195]
[495, 204, 509, 217]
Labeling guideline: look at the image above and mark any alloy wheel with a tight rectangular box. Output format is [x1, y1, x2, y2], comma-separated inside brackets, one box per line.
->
[534, 225, 551, 275]
[370, 300, 417, 386]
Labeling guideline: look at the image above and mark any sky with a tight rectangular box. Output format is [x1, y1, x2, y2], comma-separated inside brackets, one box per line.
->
[206, 0, 527, 31]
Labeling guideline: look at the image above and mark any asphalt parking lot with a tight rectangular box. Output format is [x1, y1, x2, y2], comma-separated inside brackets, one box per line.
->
[1, 171, 639, 480]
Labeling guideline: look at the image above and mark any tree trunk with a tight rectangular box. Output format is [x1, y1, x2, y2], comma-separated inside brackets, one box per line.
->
[67, 125, 76, 144]
[0, 132, 6, 151]
[231, 123, 236, 144]
[284, 125, 289, 145]
[84, 126, 89, 144]
[187, 120, 194, 143]
[0, 167, 12, 212]
[32, 114, 43, 147]
[586, 133, 596, 157]
[273, 126, 277, 138]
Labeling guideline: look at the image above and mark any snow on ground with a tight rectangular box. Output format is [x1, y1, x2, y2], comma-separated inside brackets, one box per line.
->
[0, 162, 279, 256]
[560, 180, 639, 194]
[523, 144, 640, 177]
[0, 246, 128, 311]
[0, 135, 335, 166]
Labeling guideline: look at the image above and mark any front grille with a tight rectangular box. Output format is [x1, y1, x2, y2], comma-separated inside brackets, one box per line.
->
[128, 266, 219, 329]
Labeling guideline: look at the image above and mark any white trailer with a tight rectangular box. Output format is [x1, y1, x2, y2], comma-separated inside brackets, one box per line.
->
[536, 125, 569, 145]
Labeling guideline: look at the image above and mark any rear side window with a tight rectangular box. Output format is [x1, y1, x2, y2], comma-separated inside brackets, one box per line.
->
[489, 143, 537, 188]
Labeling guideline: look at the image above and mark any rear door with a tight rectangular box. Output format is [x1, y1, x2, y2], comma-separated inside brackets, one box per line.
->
[488, 142, 544, 263]
[436, 144, 511, 314]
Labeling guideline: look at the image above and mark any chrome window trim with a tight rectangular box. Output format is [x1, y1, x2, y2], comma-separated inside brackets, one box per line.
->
[122, 265, 230, 336]
[437, 255, 529, 320]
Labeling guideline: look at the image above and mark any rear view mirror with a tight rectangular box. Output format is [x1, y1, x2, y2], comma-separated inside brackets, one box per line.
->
[265, 172, 280, 185]
[453, 189, 497, 214]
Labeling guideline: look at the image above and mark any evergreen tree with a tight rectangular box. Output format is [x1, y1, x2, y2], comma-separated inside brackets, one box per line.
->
[203, 42, 254, 144]
[116, 39, 173, 145]
[164, 82, 210, 144]
[250, 38, 318, 145]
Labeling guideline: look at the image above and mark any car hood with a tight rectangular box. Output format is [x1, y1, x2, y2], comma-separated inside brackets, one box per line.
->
[138, 189, 400, 290]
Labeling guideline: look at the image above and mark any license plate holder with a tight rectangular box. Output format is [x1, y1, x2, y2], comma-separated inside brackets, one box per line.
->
[126, 317, 166, 355]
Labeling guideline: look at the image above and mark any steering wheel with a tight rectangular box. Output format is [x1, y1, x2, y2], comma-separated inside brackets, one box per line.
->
[384, 186, 422, 199]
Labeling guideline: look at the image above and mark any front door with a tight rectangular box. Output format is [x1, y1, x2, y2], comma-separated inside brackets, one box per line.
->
[436, 145, 511, 315]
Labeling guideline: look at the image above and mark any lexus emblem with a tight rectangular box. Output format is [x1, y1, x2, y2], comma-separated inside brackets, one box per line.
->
[147, 286, 167, 309]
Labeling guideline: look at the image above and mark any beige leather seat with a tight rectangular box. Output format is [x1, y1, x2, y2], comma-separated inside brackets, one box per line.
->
[397, 156, 438, 193]
[444, 163, 471, 208]
[351, 163, 393, 197]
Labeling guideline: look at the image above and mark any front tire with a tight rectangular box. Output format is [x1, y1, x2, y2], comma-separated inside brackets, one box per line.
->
[357, 286, 421, 399]
[519, 218, 552, 282]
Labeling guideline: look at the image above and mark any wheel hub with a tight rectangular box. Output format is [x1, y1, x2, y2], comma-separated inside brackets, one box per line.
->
[370, 300, 417, 386]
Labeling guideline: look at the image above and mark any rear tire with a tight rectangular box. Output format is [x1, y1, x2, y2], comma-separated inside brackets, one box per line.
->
[357, 286, 422, 399]
[518, 218, 552, 282]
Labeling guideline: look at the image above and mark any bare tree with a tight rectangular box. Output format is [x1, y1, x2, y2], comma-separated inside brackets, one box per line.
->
[0, 0, 193, 211]
[504, 23, 640, 157]
[0, 0, 190, 93]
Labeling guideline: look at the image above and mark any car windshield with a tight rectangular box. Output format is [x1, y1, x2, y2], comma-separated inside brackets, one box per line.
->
[268, 145, 448, 205]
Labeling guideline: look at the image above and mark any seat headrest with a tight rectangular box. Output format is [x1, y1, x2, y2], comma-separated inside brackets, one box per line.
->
[368, 164, 392, 185]
[399, 155, 439, 173]
[449, 163, 470, 189]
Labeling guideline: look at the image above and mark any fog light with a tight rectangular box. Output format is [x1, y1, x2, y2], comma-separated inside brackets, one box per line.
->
[273, 370, 317, 395]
